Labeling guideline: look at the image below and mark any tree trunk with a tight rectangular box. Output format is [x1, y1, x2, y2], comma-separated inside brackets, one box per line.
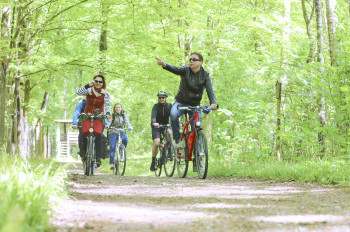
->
[63, 76, 67, 119]
[35, 78, 52, 157]
[315, 0, 326, 157]
[99, 0, 109, 75]
[0, 6, 11, 148]
[301, 0, 315, 63]
[325, 0, 337, 67]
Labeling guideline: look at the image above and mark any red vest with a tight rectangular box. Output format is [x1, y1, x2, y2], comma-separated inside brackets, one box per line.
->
[84, 88, 105, 114]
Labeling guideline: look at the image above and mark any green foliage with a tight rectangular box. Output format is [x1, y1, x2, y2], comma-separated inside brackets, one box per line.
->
[0, 155, 67, 232]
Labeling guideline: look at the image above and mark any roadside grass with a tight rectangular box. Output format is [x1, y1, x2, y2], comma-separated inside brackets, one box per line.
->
[210, 155, 350, 186]
[0, 154, 67, 232]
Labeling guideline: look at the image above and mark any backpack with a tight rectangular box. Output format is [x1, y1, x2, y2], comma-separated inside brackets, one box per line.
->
[111, 112, 126, 127]
[101, 133, 110, 159]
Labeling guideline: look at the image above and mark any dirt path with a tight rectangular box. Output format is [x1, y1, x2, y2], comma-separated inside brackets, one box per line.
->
[51, 162, 350, 232]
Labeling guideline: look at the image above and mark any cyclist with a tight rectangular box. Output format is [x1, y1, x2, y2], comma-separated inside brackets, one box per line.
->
[106, 103, 133, 170]
[76, 74, 111, 167]
[155, 52, 217, 148]
[72, 99, 86, 160]
[150, 90, 172, 171]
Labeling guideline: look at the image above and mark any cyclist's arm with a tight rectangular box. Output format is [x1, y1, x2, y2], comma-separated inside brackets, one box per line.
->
[163, 63, 186, 76]
[124, 114, 133, 130]
[106, 114, 112, 128]
[151, 105, 158, 127]
[205, 74, 217, 108]
[103, 90, 111, 116]
[72, 101, 84, 126]
[76, 84, 90, 96]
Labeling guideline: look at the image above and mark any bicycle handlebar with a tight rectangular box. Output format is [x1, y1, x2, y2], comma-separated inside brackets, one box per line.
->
[79, 112, 106, 120]
[158, 124, 171, 129]
[177, 105, 218, 114]
[108, 127, 132, 132]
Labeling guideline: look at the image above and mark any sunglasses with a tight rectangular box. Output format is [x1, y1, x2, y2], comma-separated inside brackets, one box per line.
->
[94, 80, 103, 83]
[158, 97, 166, 99]
[189, 58, 201, 62]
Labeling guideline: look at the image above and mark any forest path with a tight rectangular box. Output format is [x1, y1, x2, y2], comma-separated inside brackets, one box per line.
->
[51, 161, 350, 232]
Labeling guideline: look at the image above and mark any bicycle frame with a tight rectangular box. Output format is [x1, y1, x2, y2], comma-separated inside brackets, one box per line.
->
[79, 111, 105, 176]
[179, 109, 201, 161]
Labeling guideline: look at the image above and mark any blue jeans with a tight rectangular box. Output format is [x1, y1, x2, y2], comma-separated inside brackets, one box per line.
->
[170, 101, 202, 141]
[109, 132, 128, 164]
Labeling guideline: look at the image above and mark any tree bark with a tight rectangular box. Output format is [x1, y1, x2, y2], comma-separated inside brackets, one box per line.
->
[315, 0, 326, 157]
[0, 6, 11, 148]
[301, 0, 315, 63]
[325, 0, 337, 67]
[99, 0, 109, 75]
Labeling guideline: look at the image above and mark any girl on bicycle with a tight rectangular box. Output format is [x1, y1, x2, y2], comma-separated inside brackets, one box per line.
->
[106, 103, 133, 170]
[76, 74, 111, 167]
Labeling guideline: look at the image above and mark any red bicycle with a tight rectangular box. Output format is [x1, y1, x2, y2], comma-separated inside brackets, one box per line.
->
[176, 105, 216, 179]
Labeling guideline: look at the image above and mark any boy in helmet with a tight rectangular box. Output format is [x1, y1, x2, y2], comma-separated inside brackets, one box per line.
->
[150, 90, 172, 171]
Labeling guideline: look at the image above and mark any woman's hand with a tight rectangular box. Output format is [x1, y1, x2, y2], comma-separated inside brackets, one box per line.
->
[210, 104, 217, 110]
[106, 115, 111, 120]
[155, 57, 166, 68]
[89, 81, 94, 87]
[128, 126, 133, 131]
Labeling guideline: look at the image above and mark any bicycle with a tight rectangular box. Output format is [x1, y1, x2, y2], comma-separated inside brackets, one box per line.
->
[176, 105, 217, 179]
[79, 110, 105, 176]
[108, 128, 130, 176]
[154, 124, 176, 177]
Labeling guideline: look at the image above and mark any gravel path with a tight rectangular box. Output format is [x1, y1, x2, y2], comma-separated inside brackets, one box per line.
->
[51, 162, 350, 232]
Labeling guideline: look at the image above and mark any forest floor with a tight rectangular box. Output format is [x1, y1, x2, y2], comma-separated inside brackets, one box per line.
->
[51, 161, 350, 232]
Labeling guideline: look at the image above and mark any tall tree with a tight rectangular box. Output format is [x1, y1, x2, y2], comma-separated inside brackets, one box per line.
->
[0, 5, 11, 147]
[325, 0, 337, 66]
[301, 0, 315, 63]
[315, 0, 326, 156]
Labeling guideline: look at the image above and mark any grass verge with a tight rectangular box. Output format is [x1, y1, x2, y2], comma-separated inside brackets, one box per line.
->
[0, 154, 67, 232]
[210, 156, 350, 186]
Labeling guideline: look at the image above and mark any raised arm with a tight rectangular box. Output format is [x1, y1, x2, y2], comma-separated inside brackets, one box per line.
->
[76, 84, 90, 96]
[155, 57, 185, 76]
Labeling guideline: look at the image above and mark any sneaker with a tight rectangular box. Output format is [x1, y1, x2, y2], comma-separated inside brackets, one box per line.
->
[96, 161, 101, 168]
[110, 164, 115, 170]
[150, 163, 155, 171]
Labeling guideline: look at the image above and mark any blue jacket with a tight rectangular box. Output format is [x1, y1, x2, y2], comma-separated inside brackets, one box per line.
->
[72, 100, 86, 126]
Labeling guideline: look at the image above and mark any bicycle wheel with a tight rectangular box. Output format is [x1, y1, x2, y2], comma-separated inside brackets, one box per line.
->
[85, 136, 94, 176]
[195, 130, 208, 179]
[177, 137, 188, 178]
[164, 142, 176, 177]
[155, 146, 163, 176]
[117, 145, 126, 176]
